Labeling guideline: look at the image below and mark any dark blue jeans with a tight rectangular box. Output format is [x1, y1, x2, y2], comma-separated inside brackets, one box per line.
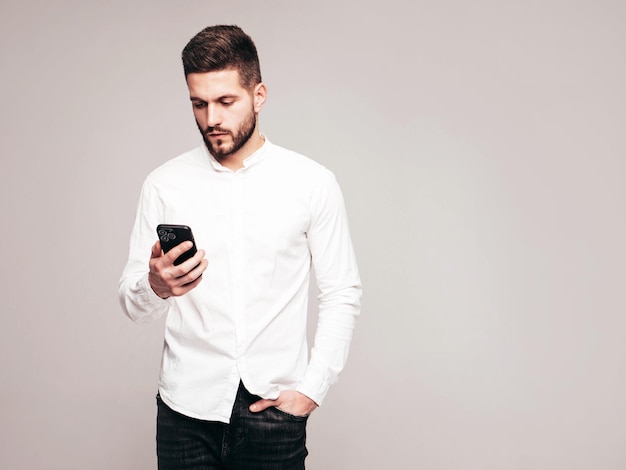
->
[156, 382, 309, 469]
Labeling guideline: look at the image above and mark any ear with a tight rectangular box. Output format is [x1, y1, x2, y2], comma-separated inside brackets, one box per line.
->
[253, 83, 267, 112]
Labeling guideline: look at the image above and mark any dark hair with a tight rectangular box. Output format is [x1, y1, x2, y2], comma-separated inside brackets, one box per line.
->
[182, 25, 262, 89]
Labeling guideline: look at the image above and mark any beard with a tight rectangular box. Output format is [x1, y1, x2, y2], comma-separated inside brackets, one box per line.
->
[198, 109, 257, 161]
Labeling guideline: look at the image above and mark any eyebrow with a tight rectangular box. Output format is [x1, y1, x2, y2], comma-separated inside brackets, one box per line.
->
[189, 94, 238, 102]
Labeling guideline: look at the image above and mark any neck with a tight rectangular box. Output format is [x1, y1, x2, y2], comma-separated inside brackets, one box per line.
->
[219, 131, 264, 171]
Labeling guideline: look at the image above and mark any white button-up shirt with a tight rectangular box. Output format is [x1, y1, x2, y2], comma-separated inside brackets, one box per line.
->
[119, 139, 361, 422]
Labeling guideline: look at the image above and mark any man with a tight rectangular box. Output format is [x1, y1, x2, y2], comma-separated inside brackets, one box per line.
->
[119, 25, 361, 469]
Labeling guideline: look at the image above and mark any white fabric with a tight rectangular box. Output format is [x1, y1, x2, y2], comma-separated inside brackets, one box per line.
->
[119, 138, 361, 422]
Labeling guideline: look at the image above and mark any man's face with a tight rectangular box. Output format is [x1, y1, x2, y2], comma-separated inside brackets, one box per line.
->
[187, 69, 265, 161]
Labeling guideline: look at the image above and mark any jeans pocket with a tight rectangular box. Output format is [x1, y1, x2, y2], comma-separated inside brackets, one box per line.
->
[272, 406, 310, 421]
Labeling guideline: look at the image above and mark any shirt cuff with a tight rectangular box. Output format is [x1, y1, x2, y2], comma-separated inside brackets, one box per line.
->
[296, 366, 332, 406]
[139, 272, 168, 304]
[120, 273, 171, 323]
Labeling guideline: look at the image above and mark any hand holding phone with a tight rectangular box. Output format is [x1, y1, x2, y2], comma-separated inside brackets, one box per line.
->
[157, 224, 198, 265]
[149, 224, 206, 299]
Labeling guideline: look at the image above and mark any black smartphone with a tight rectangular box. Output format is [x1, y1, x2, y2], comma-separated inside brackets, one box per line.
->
[156, 224, 198, 266]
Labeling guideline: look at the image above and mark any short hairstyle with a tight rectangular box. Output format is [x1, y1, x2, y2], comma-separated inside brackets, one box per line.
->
[182, 25, 262, 89]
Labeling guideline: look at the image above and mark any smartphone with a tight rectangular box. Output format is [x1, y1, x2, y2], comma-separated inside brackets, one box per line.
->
[156, 224, 198, 266]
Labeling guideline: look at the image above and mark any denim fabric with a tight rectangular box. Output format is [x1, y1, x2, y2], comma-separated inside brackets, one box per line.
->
[156, 383, 308, 469]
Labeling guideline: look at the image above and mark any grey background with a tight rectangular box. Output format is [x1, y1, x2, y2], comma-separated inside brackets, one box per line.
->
[2, 0, 625, 468]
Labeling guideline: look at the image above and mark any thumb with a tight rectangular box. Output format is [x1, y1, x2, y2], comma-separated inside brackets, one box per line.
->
[151, 240, 162, 259]
[249, 398, 277, 413]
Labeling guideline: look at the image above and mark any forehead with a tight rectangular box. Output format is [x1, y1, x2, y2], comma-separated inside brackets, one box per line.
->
[186, 69, 247, 99]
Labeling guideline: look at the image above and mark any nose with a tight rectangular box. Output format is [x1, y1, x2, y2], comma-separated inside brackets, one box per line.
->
[206, 104, 222, 128]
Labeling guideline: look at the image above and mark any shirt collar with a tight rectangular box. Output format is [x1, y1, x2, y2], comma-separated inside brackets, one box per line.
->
[203, 136, 270, 173]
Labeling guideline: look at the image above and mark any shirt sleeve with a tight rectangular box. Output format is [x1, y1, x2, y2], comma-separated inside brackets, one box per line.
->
[296, 170, 362, 405]
[118, 178, 172, 322]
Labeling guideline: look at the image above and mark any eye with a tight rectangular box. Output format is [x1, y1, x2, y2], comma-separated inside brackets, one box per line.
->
[193, 101, 207, 109]
[221, 100, 234, 106]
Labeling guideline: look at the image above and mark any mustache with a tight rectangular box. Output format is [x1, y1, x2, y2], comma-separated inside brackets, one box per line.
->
[204, 126, 230, 135]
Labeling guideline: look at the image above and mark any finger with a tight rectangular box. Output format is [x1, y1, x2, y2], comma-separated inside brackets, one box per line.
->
[177, 249, 207, 276]
[150, 240, 162, 259]
[164, 241, 194, 264]
[249, 398, 277, 413]
[187, 257, 209, 279]
[177, 259, 208, 287]
[173, 265, 207, 293]
[171, 275, 203, 296]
